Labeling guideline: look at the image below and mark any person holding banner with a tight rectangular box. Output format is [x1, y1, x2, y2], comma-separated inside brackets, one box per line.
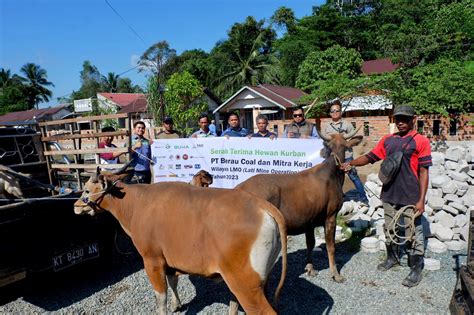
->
[250, 114, 277, 139]
[191, 114, 216, 138]
[222, 113, 249, 137]
[130, 121, 152, 184]
[283, 106, 320, 139]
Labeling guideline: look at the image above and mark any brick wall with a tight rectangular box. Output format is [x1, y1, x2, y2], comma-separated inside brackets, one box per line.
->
[269, 112, 473, 143]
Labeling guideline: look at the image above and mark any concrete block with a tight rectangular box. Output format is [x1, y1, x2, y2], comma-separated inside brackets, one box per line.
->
[468, 170, 474, 178]
[456, 161, 470, 173]
[434, 226, 454, 241]
[455, 214, 468, 227]
[366, 173, 382, 185]
[365, 181, 381, 198]
[427, 238, 448, 253]
[442, 180, 458, 194]
[445, 240, 467, 251]
[445, 146, 466, 162]
[442, 204, 459, 216]
[450, 202, 468, 213]
[431, 175, 450, 188]
[445, 160, 458, 170]
[431, 152, 445, 165]
[427, 188, 443, 198]
[361, 237, 380, 253]
[424, 258, 441, 271]
[444, 194, 462, 204]
[448, 171, 470, 183]
[428, 196, 445, 210]
[424, 205, 434, 216]
[462, 194, 474, 208]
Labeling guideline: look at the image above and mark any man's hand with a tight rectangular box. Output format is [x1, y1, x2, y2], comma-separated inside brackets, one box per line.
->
[339, 162, 353, 173]
[287, 131, 294, 138]
[414, 200, 425, 218]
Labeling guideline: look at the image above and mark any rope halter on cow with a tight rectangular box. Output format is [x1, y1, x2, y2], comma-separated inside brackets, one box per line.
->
[80, 179, 121, 209]
[386, 204, 417, 246]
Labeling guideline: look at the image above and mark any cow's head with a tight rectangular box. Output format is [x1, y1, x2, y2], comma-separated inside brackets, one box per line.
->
[190, 170, 213, 187]
[319, 127, 363, 164]
[74, 167, 126, 216]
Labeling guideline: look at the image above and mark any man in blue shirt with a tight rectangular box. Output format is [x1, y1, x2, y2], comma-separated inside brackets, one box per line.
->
[130, 121, 152, 183]
[221, 113, 248, 137]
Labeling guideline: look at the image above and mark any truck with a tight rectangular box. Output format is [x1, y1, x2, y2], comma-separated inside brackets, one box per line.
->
[0, 113, 133, 287]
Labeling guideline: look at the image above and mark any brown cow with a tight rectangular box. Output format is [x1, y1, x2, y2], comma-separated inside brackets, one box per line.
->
[236, 130, 362, 282]
[74, 173, 287, 314]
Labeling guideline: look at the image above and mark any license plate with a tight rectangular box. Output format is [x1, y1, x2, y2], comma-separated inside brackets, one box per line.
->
[52, 242, 99, 271]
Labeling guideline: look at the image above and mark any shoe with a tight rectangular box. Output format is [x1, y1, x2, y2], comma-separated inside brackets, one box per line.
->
[377, 243, 399, 271]
[402, 254, 424, 287]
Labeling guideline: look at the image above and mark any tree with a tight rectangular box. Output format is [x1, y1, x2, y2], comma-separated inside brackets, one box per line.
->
[373, 59, 474, 115]
[271, 6, 297, 34]
[138, 41, 177, 84]
[163, 71, 207, 136]
[19, 63, 54, 109]
[71, 61, 102, 100]
[209, 16, 280, 98]
[101, 72, 120, 92]
[296, 45, 363, 92]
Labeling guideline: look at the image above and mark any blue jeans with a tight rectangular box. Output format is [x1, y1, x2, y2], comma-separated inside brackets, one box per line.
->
[346, 157, 369, 203]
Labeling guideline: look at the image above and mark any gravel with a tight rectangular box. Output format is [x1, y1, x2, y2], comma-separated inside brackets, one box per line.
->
[0, 229, 463, 314]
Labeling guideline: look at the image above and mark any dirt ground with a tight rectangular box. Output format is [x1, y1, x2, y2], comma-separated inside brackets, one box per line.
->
[342, 139, 380, 192]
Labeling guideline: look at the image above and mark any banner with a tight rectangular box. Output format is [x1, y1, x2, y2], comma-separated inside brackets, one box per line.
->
[151, 137, 324, 188]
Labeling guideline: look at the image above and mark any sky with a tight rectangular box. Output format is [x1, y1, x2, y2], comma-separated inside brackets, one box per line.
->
[0, 0, 325, 108]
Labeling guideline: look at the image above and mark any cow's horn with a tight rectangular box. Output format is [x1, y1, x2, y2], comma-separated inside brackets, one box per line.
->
[111, 160, 134, 175]
[344, 125, 362, 139]
[318, 128, 333, 142]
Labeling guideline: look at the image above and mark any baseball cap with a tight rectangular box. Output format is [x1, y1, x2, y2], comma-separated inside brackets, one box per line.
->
[163, 116, 173, 124]
[393, 105, 415, 117]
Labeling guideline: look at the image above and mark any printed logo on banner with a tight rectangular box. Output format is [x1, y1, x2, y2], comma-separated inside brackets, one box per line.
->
[165, 144, 171, 149]
[176, 155, 181, 160]
[169, 155, 174, 160]
[159, 164, 165, 169]
[168, 165, 173, 169]
[176, 164, 181, 170]
[183, 154, 189, 160]
[180, 174, 187, 178]
[194, 164, 201, 169]
[184, 165, 193, 169]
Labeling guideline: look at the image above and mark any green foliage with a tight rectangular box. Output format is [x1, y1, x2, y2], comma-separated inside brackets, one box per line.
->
[296, 45, 363, 91]
[164, 71, 206, 136]
[138, 41, 176, 85]
[209, 16, 280, 98]
[71, 61, 102, 100]
[271, 6, 297, 34]
[19, 63, 54, 109]
[373, 59, 474, 115]
[146, 75, 162, 125]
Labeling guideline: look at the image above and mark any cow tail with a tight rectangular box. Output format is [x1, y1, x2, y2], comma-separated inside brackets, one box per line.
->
[265, 204, 287, 310]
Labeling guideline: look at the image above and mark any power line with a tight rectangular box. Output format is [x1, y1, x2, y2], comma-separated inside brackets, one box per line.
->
[105, 0, 148, 47]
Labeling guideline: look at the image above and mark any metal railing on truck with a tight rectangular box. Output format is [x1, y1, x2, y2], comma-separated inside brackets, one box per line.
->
[38, 113, 132, 190]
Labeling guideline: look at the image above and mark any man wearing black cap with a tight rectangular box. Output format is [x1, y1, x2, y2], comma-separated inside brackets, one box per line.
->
[156, 116, 181, 139]
[341, 105, 432, 288]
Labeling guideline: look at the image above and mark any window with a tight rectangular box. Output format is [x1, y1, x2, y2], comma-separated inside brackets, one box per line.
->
[417, 120, 424, 133]
[433, 120, 441, 136]
[363, 122, 370, 136]
[449, 117, 458, 136]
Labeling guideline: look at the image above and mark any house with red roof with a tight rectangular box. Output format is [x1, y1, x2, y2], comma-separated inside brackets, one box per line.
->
[213, 84, 307, 133]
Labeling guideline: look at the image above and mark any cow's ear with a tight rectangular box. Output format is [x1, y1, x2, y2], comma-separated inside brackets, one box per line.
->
[347, 135, 363, 147]
[96, 166, 101, 177]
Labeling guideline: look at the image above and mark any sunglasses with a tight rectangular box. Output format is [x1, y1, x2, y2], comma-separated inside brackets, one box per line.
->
[330, 110, 341, 113]
[293, 114, 303, 118]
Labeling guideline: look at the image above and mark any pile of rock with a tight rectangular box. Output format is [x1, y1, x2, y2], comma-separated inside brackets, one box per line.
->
[340, 143, 474, 255]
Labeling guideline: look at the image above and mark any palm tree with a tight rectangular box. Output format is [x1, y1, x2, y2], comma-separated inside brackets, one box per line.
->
[101, 72, 120, 92]
[19, 63, 54, 109]
[0, 68, 22, 89]
[213, 31, 280, 98]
